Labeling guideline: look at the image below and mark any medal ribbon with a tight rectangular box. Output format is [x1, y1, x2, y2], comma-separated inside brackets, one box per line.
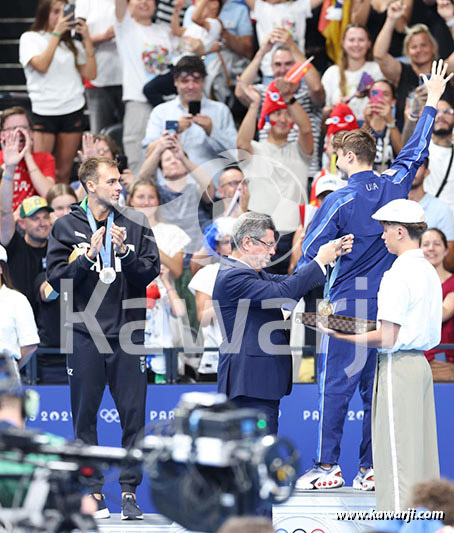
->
[86, 206, 114, 269]
[323, 257, 341, 302]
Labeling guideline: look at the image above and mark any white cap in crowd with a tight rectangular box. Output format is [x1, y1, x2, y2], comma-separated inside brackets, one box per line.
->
[372, 199, 425, 224]
[315, 174, 346, 198]
[0, 245, 7, 263]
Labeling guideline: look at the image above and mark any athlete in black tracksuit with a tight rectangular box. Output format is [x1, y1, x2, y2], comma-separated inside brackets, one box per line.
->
[46, 198, 160, 495]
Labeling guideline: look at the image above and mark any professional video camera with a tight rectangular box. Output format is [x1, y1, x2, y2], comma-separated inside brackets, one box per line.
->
[142, 392, 300, 532]
[0, 387, 298, 533]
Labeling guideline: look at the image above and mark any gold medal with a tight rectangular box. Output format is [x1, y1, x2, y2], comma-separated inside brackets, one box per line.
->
[318, 300, 333, 317]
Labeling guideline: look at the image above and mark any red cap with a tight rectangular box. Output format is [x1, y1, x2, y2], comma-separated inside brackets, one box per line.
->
[258, 80, 287, 130]
[325, 103, 358, 139]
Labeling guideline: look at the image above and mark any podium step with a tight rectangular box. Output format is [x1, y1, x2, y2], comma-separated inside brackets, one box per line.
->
[97, 488, 377, 532]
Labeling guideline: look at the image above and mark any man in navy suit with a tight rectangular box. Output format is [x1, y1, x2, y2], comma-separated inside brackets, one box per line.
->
[213, 212, 353, 434]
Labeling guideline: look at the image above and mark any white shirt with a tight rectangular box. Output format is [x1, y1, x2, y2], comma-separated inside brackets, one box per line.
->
[19, 31, 86, 115]
[252, 0, 312, 78]
[151, 222, 191, 258]
[377, 249, 442, 352]
[189, 262, 222, 349]
[114, 11, 178, 102]
[173, 17, 222, 63]
[0, 285, 40, 360]
[321, 62, 384, 122]
[75, 0, 122, 87]
[245, 140, 311, 232]
[425, 141, 454, 216]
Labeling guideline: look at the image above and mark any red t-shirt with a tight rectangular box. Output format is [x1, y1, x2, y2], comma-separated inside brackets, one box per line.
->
[425, 274, 454, 363]
[0, 152, 56, 211]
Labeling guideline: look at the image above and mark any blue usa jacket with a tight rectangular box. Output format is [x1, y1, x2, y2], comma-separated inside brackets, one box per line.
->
[298, 106, 436, 302]
[213, 257, 325, 400]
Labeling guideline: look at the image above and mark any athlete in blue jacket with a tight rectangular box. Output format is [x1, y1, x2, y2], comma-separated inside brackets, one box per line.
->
[296, 61, 452, 491]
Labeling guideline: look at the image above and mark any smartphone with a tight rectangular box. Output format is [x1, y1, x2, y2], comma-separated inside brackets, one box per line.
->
[165, 120, 179, 134]
[74, 16, 85, 41]
[369, 88, 384, 104]
[115, 154, 128, 174]
[63, 4, 76, 22]
[188, 100, 201, 116]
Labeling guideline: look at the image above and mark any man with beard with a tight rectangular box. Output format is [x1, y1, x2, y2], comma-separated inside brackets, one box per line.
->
[47, 157, 160, 520]
[0, 127, 53, 314]
[408, 158, 454, 269]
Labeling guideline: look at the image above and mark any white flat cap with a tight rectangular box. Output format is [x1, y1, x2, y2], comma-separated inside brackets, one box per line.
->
[372, 199, 425, 224]
[315, 174, 346, 197]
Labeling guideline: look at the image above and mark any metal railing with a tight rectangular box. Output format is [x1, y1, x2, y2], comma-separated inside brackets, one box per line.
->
[23, 344, 454, 385]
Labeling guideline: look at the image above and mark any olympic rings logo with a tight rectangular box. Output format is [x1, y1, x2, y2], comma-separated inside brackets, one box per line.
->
[99, 408, 120, 423]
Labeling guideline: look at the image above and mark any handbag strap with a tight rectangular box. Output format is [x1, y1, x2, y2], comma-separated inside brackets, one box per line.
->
[435, 145, 454, 198]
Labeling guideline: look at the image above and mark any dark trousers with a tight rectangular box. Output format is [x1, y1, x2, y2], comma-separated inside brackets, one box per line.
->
[232, 396, 280, 435]
[67, 331, 147, 493]
[143, 69, 176, 107]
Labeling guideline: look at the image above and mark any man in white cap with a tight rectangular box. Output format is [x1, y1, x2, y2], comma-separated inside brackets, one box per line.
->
[322, 198, 441, 512]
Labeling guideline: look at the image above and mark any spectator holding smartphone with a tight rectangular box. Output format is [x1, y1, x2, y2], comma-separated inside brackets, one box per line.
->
[19, 0, 97, 184]
[142, 56, 237, 168]
[363, 80, 402, 172]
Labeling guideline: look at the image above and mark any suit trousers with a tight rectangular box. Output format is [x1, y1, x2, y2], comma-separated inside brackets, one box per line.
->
[372, 350, 440, 511]
[232, 396, 280, 435]
[67, 330, 147, 493]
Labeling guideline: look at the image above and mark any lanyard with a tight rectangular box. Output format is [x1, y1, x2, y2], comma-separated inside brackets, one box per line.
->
[86, 206, 114, 269]
[323, 258, 341, 302]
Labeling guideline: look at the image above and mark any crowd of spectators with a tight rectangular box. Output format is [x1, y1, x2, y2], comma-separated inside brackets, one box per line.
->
[2, 0, 454, 384]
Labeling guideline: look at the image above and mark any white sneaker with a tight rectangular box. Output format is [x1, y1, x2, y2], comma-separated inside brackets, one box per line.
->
[295, 464, 345, 490]
[352, 468, 375, 491]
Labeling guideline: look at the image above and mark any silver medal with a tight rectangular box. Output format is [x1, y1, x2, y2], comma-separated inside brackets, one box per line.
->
[99, 267, 117, 285]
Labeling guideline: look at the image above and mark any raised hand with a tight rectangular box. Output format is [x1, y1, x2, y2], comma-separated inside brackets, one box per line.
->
[387, 0, 406, 20]
[437, 0, 454, 22]
[54, 11, 76, 36]
[274, 78, 297, 101]
[244, 84, 261, 106]
[1, 130, 26, 169]
[78, 133, 99, 161]
[424, 59, 454, 107]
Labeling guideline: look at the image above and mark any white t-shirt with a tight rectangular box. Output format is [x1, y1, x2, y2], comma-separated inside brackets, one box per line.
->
[114, 11, 178, 102]
[425, 141, 454, 217]
[245, 140, 311, 232]
[189, 262, 221, 373]
[19, 31, 86, 115]
[252, 0, 312, 78]
[0, 285, 40, 360]
[377, 249, 442, 352]
[75, 0, 122, 87]
[173, 18, 222, 64]
[151, 221, 191, 257]
[321, 62, 383, 122]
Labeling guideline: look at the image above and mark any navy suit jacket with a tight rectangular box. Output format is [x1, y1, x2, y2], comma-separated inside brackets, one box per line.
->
[213, 257, 325, 401]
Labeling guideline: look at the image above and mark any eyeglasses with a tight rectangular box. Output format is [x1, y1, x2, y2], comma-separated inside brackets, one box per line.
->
[437, 108, 454, 116]
[251, 237, 277, 249]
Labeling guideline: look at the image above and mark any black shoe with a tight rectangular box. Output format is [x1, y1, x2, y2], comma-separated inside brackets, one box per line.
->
[121, 493, 144, 520]
[90, 494, 110, 519]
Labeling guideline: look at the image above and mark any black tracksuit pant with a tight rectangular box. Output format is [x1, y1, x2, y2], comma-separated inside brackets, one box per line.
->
[67, 330, 147, 493]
